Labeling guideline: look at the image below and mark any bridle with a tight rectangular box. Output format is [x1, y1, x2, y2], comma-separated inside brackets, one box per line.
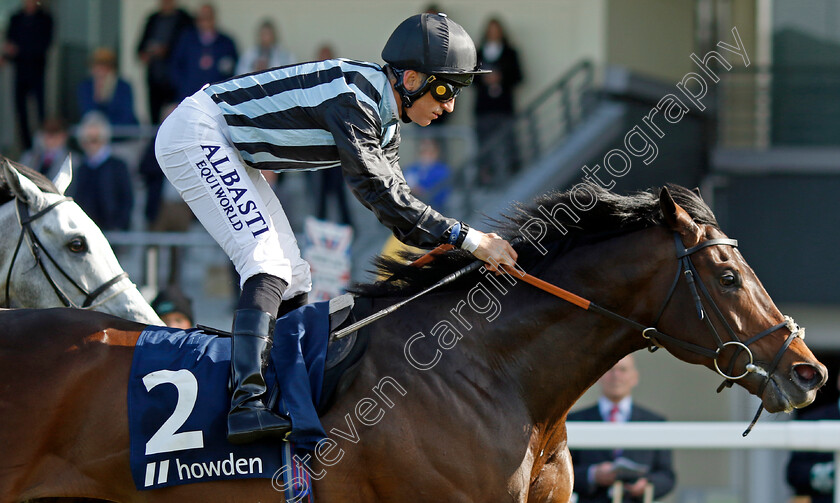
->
[503, 232, 803, 435]
[3, 196, 129, 309]
[641, 234, 800, 382]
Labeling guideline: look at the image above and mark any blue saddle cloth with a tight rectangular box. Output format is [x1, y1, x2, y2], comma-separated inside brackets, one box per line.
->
[128, 301, 329, 494]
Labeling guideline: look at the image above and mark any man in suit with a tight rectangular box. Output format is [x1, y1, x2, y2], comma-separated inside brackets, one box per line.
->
[786, 370, 840, 503]
[568, 355, 676, 503]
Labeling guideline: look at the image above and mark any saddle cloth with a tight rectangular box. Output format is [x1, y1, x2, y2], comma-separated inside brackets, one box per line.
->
[127, 300, 332, 494]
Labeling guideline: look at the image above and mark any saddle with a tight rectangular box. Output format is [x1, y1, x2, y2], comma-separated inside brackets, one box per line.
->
[197, 293, 372, 415]
[319, 294, 372, 414]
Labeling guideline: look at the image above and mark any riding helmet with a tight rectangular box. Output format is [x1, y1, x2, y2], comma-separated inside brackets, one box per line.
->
[382, 13, 490, 85]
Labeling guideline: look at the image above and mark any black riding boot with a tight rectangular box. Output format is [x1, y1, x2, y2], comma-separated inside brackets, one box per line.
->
[227, 309, 292, 444]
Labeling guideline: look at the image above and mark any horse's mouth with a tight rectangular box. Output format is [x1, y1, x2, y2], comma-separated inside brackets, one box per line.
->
[755, 365, 821, 414]
[763, 375, 795, 413]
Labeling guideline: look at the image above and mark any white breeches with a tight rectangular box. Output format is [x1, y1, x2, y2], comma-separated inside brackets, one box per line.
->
[154, 89, 311, 297]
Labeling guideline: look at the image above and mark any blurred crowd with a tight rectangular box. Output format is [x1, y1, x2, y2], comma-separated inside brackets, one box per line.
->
[0, 0, 525, 322]
[0, 0, 526, 329]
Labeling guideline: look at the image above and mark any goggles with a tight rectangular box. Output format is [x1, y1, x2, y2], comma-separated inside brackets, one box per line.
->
[391, 67, 473, 120]
[424, 75, 468, 103]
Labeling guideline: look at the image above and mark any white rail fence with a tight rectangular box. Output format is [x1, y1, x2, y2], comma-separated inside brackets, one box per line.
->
[567, 421, 840, 503]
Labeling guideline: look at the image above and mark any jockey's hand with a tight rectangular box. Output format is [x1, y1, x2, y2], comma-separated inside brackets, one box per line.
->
[471, 231, 518, 273]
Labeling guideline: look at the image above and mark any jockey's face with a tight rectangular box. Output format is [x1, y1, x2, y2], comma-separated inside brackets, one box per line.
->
[400, 70, 456, 127]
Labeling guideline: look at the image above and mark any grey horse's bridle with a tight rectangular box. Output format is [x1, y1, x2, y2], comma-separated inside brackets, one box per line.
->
[3, 196, 128, 309]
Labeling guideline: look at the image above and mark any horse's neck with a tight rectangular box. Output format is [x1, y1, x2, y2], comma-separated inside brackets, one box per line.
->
[473, 227, 674, 424]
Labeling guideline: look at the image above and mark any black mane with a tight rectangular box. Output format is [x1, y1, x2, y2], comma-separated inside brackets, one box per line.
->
[350, 184, 718, 297]
[0, 156, 60, 206]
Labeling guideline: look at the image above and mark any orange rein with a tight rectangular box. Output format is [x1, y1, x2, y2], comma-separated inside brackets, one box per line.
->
[501, 265, 592, 310]
[408, 243, 454, 268]
[409, 244, 593, 311]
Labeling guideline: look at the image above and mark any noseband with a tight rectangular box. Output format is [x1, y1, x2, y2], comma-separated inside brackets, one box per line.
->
[3, 197, 128, 309]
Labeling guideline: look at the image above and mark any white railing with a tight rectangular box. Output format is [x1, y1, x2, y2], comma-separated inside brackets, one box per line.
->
[567, 421, 840, 503]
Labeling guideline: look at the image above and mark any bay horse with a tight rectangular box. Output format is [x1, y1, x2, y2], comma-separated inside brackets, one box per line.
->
[0, 185, 825, 502]
[0, 158, 161, 325]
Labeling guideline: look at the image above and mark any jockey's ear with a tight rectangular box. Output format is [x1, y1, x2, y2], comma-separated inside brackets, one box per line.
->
[2, 160, 51, 210]
[660, 187, 702, 247]
[52, 155, 74, 195]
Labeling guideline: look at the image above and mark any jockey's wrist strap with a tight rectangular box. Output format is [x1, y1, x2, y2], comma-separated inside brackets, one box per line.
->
[446, 222, 461, 245]
[445, 222, 479, 252]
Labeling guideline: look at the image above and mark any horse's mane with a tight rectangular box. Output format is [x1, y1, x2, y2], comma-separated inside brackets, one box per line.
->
[0, 156, 60, 206]
[350, 184, 719, 297]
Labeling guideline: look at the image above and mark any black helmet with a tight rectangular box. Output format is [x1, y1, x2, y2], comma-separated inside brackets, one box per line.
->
[384, 13, 488, 118]
[382, 13, 489, 84]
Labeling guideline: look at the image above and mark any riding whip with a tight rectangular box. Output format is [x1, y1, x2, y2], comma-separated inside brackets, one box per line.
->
[332, 236, 523, 339]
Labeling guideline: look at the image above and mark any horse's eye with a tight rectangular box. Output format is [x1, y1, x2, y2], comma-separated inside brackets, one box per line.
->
[720, 272, 738, 287]
[67, 237, 88, 253]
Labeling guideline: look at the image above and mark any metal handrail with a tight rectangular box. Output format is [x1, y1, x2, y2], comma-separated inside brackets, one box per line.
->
[459, 60, 596, 194]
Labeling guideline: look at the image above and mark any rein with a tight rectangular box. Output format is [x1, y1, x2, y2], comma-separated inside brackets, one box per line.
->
[501, 232, 802, 436]
[3, 197, 129, 309]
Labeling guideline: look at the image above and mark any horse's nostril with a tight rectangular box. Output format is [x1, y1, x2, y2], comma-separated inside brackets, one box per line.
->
[796, 365, 816, 382]
[792, 363, 824, 391]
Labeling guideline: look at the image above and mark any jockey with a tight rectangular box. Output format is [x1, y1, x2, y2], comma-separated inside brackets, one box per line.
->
[155, 12, 519, 444]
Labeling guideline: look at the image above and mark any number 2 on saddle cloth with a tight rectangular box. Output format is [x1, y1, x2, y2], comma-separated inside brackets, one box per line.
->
[127, 300, 337, 493]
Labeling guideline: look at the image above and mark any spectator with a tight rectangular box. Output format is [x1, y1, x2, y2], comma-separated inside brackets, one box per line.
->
[136, 0, 193, 124]
[20, 117, 75, 180]
[235, 18, 296, 75]
[139, 103, 191, 230]
[169, 3, 237, 101]
[568, 355, 676, 503]
[403, 137, 451, 210]
[139, 103, 193, 285]
[315, 43, 334, 62]
[69, 112, 134, 231]
[786, 370, 840, 503]
[316, 166, 353, 227]
[151, 285, 194, 329]
[474, 16, 523, 181]
[77, 48, 139, 126]
[1, 0, 53, 150]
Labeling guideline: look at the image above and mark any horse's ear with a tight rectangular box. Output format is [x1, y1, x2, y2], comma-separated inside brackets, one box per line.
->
[660, 187, 702, 245]
[52, 155, 73, 195]
[2, 160, 49, 209]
